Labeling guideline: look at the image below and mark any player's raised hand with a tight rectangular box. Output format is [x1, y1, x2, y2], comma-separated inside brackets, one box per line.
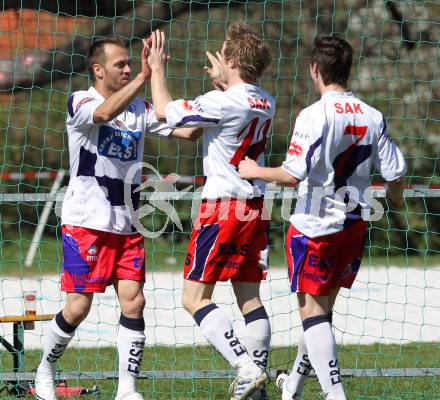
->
[205, 51, 228, 91]
[238, 156, 259, 180]
[141, 37, 152, 79]
[147, 30, 168, 71]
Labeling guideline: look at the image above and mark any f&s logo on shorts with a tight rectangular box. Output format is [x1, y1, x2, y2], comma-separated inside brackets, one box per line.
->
[86, 245, 98, 263]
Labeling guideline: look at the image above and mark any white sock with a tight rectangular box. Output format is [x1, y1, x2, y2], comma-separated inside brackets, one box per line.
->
[303, 316, 346, 400]
[37, 316, 75, 378]
[116, 323, 146, 397]
[287, 312, 332, 395]
[286, 333, 312, 395]
[195, 304, 251, 369]
[243, 307, 271, 371]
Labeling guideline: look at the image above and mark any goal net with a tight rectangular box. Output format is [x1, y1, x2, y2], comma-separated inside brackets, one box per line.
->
[0, 1, 438, 399]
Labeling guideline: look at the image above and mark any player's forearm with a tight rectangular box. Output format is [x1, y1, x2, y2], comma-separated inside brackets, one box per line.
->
[93, 73, 147, 123]
[252, 166, 299, 187]
[386, 177, 405, 210]
[150, 68, 172, 121]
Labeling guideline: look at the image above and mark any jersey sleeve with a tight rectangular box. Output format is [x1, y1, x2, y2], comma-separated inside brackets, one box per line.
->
[165, 91, 222, 128]
[66, 91, 102, 128]
[374, 119, 407, 181]
[144, 101, 172, 137]
[281, 111, 321, 181]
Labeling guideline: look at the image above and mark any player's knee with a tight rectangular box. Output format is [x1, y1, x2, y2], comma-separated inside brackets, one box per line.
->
[119, 290, 145, 318]
[63, 303, 91, 326]
[122, 292, 145, 317]
[182, 293, 205, 316]
[133, 295, 146, 314]
[64, 293, 93, 325]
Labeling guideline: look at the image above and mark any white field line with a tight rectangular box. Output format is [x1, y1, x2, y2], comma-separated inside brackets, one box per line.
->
[1, 266, 439, 349]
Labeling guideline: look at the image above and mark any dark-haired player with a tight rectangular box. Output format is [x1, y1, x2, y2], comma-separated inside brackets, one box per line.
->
[239, 36, 406, 399]
[35, 37, 193, 400]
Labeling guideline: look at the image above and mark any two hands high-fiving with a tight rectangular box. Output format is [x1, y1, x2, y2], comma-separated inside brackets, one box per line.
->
[136, 30, 168, 81]
[142, 30, 228, 90]
[144, 30, 168, 75]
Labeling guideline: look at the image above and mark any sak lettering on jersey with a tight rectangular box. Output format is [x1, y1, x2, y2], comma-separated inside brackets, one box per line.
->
[97, 126, 141, 161]
[334, 102, 364, 114]
[247, 97, 271, 109]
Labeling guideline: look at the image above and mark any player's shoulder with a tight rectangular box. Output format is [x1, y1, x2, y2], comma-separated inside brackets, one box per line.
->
[356, 97, 383, 121]
[303, 100, 322, 115]
[348, 95, 385, 130]
[255, 86, 275, 107]
[67, 89, 99, 118]
[69, 88, 99, 102]
[67, 90, 97, 102]
[296, 100, 325, 125]
[193, 90, 225, 115]
[289, 103, 322, 144]
[290, 98, 332, 144]
[199, 89, 225, 102]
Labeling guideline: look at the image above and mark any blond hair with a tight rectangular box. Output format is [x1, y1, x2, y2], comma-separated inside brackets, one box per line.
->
[223, 23, 271, 83]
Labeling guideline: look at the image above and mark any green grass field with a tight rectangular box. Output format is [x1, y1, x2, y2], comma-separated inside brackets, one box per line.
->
[1, 235, 439, 398]
[1, 343, 439, 399]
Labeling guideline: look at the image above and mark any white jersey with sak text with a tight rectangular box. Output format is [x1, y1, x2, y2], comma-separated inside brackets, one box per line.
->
[165, 83, 275, 199]
[281, 91, 406, 238]
[62, 86, 171, 234]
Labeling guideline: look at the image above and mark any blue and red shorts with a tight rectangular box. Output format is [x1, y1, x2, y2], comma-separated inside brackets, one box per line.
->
[285, 221, 367, 295]
[184, 198, 269, 284]
[61, 225, 145, 293]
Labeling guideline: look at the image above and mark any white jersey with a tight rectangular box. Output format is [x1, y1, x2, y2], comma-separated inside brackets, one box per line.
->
[165, 83, 275, 199]
[282, 91, 406, 238]
[62, 86, 171, 234]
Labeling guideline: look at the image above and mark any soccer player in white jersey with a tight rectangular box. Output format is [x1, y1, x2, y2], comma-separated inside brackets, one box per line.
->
[147, 24, 274, 400]
[239, 36, 406, 400]
[34, 37, 194, 400]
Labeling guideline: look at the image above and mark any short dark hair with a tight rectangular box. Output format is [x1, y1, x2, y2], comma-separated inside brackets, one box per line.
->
[86, 37, 127, 81]
[311, 36, 353, 87]
[223, 23, 271, 83]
